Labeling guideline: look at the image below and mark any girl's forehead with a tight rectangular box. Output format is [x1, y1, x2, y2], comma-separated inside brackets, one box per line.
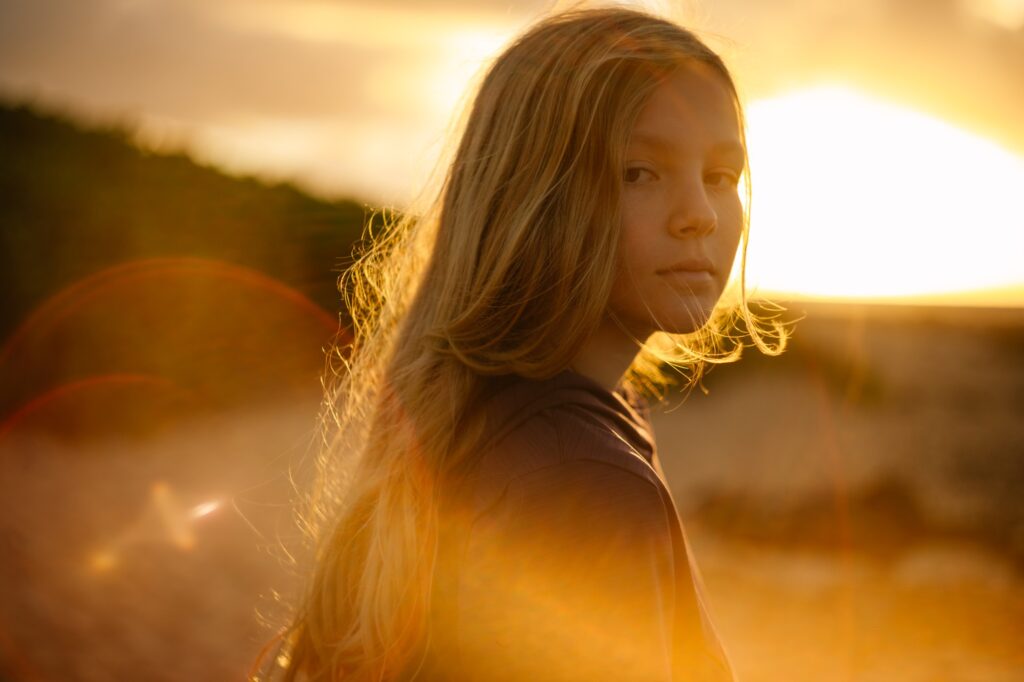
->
[629, 64, 742, 155]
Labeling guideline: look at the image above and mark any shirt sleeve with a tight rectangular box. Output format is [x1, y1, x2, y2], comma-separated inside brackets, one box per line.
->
[454, 458, 678, 681]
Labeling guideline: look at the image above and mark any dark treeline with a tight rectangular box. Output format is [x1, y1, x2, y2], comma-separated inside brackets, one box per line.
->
[0, 100, 368, 339]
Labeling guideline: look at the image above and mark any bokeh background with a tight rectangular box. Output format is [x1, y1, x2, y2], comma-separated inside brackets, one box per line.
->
[1, 1, 1022, 680]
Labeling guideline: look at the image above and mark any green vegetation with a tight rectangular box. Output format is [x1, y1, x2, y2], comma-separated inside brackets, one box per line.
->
[0, 100, 367, 338]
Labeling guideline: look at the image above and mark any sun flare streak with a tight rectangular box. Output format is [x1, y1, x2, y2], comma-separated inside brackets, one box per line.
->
[87, 483, 223, 574]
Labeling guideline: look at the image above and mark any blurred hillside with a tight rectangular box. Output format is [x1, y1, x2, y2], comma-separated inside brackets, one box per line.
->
[0, 101, 366, 428]
[0, 101, 366, 330]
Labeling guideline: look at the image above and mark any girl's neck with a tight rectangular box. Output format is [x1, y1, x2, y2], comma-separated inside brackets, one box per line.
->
[569, 315, 649, 392]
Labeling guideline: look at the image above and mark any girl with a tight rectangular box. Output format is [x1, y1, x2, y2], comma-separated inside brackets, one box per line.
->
[263, 6, 784, 681]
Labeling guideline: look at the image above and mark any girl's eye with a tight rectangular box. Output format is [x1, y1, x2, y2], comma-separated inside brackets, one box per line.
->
[705, 169, 740, 188]
[623, 166, 657, 184]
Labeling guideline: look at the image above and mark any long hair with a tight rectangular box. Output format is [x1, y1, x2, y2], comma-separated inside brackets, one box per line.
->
[260, 6, 785, 680]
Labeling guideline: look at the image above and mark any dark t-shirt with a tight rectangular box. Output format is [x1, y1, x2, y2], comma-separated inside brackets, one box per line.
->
[413, 369, 733, 681]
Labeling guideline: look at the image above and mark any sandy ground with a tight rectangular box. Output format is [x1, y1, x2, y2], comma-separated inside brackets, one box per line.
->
[0, 398, 319, 682]
[1, 303, 1022, 680]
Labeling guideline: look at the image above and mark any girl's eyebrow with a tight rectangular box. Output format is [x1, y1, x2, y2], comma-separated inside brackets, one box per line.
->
[629, 131, 747, 164]
[710, 139, 747, 164]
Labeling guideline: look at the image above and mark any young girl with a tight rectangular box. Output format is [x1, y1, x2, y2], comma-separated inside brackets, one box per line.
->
[263, 6, 783, 681]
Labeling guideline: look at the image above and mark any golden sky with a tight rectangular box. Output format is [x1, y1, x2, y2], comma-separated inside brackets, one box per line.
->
[1, 0, 1022, 305]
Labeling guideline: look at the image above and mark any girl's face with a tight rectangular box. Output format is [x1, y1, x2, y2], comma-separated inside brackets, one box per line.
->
[608, 62, 745, 338]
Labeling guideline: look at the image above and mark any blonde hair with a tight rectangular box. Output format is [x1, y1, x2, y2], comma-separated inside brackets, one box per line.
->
[259, 6, 785, 680]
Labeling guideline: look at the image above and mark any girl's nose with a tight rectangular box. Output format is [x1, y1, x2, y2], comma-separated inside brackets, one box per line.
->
[668, 184, 717, 237]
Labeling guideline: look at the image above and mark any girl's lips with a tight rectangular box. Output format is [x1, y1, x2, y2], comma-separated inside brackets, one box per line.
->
[660, 269, 715, 287]
[656, 256, 716, 275]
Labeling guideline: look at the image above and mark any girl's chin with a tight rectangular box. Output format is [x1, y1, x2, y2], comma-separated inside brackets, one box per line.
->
[611, 298, 721, 337]
[656, 305, 717, 335]
[623, 311, 714, 338]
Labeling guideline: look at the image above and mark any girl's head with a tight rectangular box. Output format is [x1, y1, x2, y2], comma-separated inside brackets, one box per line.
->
[419, 5, 760, 391]
[265, 7, 783, 681]
[612, 60, 745, 338]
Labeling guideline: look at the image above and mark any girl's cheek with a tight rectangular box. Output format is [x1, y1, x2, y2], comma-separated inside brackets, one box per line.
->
[715, 198, 743, 233]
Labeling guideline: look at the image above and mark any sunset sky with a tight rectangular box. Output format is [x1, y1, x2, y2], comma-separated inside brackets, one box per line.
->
[1, 0, 1022, 306]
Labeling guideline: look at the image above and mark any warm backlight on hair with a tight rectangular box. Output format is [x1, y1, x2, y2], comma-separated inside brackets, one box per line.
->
[740, 86, 1024, 306]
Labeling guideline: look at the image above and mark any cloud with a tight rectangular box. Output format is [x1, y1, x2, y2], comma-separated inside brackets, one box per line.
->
[701, 0, 1024, 153]
[0, 0, 423, 123]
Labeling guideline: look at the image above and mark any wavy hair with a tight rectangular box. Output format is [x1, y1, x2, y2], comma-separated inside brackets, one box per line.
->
[258, 6, 785, 681]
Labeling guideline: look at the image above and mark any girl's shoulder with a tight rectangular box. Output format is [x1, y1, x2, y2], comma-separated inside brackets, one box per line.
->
[456, 370, 663, 520]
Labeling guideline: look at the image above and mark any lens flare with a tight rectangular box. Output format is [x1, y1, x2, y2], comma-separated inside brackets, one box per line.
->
[0, 256, 338, 368]
[87, 482, 224, 573]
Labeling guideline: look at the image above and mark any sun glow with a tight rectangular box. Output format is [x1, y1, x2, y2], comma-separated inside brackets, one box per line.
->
[741, 86, 1024, 305]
